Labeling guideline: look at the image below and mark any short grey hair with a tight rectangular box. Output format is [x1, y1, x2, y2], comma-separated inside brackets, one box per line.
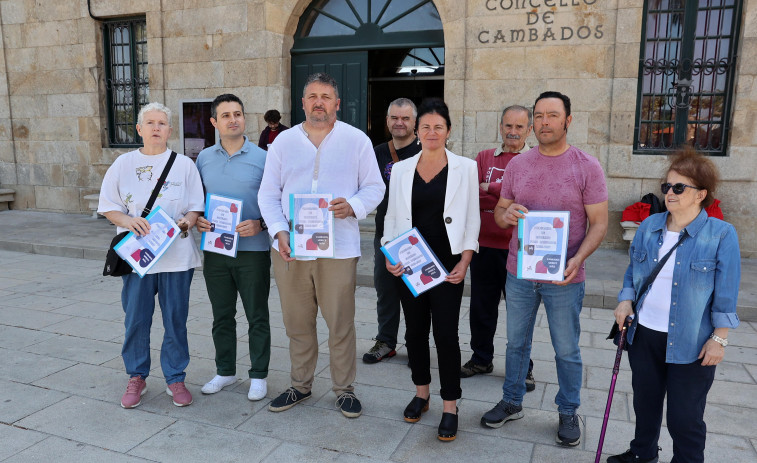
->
[387, 98, 417, 118]
[302, 73, 339, 99]
[138, 102, 172, 127]
[501, 105, 532, 127]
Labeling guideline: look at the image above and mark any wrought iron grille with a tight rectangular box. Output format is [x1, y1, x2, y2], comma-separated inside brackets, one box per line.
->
[104, 18, 148, 147]
[634, 0, 741, 156]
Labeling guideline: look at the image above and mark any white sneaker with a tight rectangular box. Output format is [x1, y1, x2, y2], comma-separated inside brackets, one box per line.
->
[248, 378, 267, 401]
[201, 375, 238, 394]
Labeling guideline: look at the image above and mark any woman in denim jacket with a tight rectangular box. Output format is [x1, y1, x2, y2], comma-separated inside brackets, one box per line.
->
[607, 150, 740, 463]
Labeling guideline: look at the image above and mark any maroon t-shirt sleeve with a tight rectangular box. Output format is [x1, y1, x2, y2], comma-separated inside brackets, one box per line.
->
[580, 156, 609, 205]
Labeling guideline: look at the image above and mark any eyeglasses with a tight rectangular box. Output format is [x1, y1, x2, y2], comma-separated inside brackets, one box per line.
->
[661, 182, 701, 195]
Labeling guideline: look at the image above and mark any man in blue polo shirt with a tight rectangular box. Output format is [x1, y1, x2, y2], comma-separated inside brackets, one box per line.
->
[195, 94, 271, 401]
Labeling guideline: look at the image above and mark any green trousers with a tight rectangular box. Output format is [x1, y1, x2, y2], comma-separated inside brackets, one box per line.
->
[203, 250, 271, 378]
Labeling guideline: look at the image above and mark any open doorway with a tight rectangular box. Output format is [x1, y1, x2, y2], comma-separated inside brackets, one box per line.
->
[291, 1, 444, 144]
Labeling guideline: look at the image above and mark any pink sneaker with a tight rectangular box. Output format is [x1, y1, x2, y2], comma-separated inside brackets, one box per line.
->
[166, 382, 193, 407]
[121, 376, 147, 409]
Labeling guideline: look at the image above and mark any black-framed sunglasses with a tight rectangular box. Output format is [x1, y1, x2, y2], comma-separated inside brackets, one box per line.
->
[661, 182, 701, 195]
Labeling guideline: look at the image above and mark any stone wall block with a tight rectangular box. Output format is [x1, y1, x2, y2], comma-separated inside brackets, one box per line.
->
[0, 140, 14, 162]
[47, 93, 97, 118]
[89, 0, 159, 17]
[164, 61, 224, 89]
[743, 2, 757, 38]
[615, 7, 643, 44]
[609, 111, 635, 144]
[164, 5, 248, 37]
[36, 44, 93, 71]
[30, 1, 83, 22]
[78, 117, 101, 142]
[475, 111, 499, 144]
[737, 38, 757, 75]
[0, 0, 26, 24]
[568, 111, 589, 144]
[588, 111, 611, 144]
[464, 78, 546, 111]
[163, 35, 216, 64]
[544, 78, 612, 112]
[21, 20, 79, 48]
[216, 32, 266, 61]
[5, 47, 37, 73]
[444, 47, 466, 80]
[27, 141, 83, 164]
[4, 21, 25, 51]
[462, 111, 476, 144]
[467, 48, 527, 81]
[8, 69, 90, 96]
[532, 45, 614, 79]
[25, 119, 79, 143]
[606, 177, 643, 211]
[33, 185, 80, 211]
[729, 109, 757, 146]
[0, 161, 17, 184]
[7, 184, 34, 209]
[223, 59, 267, 88]
[613, 43, 640, 78]
[263, 2, 287, 34]
[0, 119, 10, 140]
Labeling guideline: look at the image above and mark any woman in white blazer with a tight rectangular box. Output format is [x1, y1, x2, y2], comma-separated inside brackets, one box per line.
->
[382, 99, 480, 442]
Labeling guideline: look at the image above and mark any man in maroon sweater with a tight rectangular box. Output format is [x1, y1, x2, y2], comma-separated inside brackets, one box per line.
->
[461, 105, 535, 388]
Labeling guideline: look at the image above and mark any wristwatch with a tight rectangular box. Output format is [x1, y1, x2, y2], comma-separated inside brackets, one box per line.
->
[259, 218, 268, 231]
[710, 333, 728, 347]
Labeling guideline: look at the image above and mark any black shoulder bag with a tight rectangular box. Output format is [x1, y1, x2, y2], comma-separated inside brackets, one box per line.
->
[103, 151, 177, 276]
[607, 233, 686, 346]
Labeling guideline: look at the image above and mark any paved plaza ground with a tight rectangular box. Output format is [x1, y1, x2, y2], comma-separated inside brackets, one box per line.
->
[1, 210, 756, 462]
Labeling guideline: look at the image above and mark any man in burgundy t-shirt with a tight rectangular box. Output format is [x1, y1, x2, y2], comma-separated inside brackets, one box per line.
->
[461, 105, 536, 388]
[480, 92, 608, 448]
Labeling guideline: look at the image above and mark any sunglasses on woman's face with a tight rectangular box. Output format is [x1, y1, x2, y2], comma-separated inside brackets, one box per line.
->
[661, 182, 701, 195]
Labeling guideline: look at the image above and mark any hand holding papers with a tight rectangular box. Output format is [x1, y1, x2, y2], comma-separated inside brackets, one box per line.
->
[381, 228, 448, 297]
[114, 206, 180, 277]
[200, 193, 243, 257]
[289, 193, 334, 258]
[517, 211, 570, 282]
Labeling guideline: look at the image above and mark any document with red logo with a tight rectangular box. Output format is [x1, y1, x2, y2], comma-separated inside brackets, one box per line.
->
[200, 193, 243, 258]
[114, 206, 180, 277]
[517, 211, 570, 281]
[289, 193, 334, 258]
[381, 228, 448, 297]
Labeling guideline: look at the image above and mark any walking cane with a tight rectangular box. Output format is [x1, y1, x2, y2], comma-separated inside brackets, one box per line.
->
[595, 320, 629, 463]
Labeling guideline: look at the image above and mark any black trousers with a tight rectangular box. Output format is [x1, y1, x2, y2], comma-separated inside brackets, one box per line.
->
[468, 246, 508, 364]
[399, 271, 463, 401]
[628, 325, 716, 463]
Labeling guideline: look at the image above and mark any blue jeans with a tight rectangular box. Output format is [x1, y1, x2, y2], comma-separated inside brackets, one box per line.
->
[121, 269, 194, 384]
[502, 273, 584, 415]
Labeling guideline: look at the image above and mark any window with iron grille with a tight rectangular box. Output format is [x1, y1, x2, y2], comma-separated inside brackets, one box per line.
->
[103, 18, 148, 147]
[634, 0, 742, 156]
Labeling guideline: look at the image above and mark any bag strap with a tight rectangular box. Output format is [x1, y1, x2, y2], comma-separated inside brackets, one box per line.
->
[141, 151, 177, 218]
[388, 140, 399, 163]
[632, 232, 687, 311]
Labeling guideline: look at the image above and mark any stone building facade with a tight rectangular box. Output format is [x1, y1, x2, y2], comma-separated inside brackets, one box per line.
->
[0, 0, 755, 254]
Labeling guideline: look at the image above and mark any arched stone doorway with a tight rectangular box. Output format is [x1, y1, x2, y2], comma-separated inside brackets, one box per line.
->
[291, 0, 444, 145]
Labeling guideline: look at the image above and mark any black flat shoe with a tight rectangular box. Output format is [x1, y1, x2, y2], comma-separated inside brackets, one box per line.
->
[403, 396, 430, 423]
[438, 411, 458, 441]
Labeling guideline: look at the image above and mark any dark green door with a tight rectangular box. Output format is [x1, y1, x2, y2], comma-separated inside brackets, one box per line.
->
[291, 51, 368, 131]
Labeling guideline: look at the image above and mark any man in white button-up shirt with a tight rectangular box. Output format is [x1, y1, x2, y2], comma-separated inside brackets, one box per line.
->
[258, 73, 384, 418]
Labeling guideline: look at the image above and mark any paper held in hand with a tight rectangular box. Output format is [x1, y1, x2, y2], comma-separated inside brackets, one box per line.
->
[517, 210, 570, 282]
[200, 193, 243, 258]
[114, 206, 180, 277]
[289, 193, 334, 258]
[380, 227, 449, 297]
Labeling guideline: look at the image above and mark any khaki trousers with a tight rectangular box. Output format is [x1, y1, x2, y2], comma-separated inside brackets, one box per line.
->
[272, 251, 358, 396]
